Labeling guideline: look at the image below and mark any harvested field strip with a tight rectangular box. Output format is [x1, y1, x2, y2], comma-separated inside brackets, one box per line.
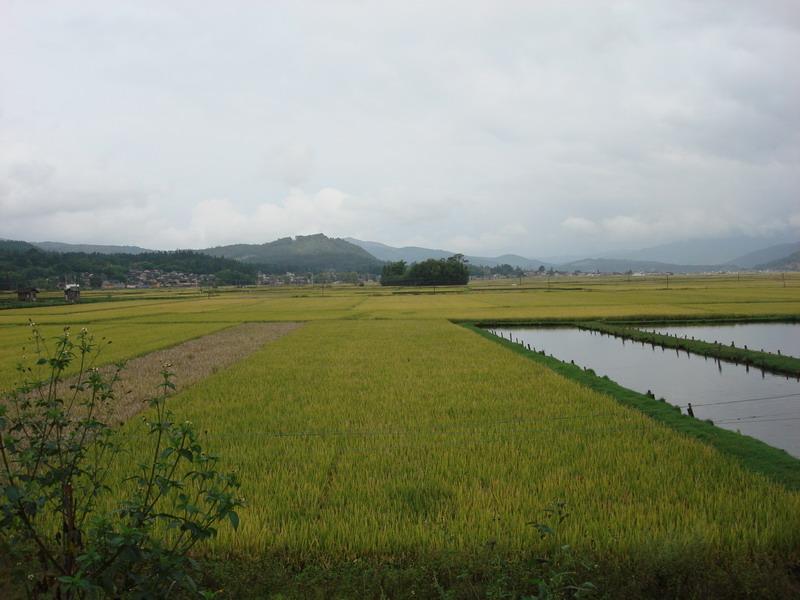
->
[93, 321, 302, 422]
[0, 322, 247, 387]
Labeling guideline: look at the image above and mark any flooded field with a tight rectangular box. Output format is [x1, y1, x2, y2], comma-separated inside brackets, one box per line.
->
[490, 327, 800, 457]
[648, 322, 800, 358]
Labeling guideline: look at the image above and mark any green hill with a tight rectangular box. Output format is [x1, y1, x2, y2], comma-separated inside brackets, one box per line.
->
[0, 239, 36, 253]
[201, 234, 383, 273]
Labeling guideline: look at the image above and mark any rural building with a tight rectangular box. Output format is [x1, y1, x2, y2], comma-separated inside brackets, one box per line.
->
[64, 284, 81, 303]
[17, 287, 39, 302]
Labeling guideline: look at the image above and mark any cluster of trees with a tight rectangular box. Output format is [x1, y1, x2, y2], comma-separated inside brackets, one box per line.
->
[0, 244, 258, 289]
[467, 263, 526, 278]
[380, 255, 470, 286]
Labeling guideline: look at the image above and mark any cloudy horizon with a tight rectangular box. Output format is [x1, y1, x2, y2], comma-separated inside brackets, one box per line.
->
[1, 1, 799, 256]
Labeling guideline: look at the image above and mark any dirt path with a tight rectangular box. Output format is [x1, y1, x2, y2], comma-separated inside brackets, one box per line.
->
[99, 322, 301, 422]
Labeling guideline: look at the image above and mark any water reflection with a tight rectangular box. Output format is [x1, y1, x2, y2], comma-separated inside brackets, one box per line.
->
[490, 327, 800, 457]
[648, 322, 800, 359]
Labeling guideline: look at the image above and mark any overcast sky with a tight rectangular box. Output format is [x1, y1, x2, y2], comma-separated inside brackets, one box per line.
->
[1, 1, 799, 257]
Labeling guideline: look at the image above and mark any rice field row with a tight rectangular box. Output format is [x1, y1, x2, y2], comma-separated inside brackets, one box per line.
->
[113, 320, 800, 569]
[0, 277, 799, 327]
[3, 276, 800, 595]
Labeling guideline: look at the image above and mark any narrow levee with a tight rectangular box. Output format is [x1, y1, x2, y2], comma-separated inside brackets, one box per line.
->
[648, 322, 800, 358]
[489, 326, 800, 457]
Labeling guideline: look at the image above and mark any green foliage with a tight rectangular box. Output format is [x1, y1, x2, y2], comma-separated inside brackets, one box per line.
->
[0, 240, 36, 253]
[381, 255, 469, 286]
[0, 324, 243, 598]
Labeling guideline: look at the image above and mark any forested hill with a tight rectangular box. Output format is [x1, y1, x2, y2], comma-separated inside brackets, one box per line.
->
[201, 234, 383, 273]
[0, 242, 257, 289]
[0, 233, 385, 289]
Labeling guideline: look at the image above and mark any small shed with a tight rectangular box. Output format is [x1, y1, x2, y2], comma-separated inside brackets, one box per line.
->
[17, 287, 39, 302]
[64, 284, 81, 303]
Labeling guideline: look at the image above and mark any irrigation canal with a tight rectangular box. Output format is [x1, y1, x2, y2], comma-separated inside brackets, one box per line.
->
[488, 327, 800, 458]
[646, 322, 800, 359]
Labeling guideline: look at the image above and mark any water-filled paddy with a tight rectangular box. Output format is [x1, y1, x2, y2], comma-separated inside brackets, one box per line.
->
[648, 322, 800, 358]
[490, 327, 800, 457]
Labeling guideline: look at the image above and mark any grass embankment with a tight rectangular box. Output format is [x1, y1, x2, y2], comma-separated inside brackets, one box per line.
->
[577, 321, 800, 377]
[105, 319, 800, 598]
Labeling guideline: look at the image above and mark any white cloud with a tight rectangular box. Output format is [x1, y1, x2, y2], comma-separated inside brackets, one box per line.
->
[151, 187, 372, 249]
[560, 210, 795, 246]
[561, 217, 599, 235]
[1, 1, 798, 255]
[267, 142, 315, 187]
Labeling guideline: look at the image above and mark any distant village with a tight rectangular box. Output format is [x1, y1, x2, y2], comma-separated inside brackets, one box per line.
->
[12, 268, 382, 302]
[12, 264, 751, 304]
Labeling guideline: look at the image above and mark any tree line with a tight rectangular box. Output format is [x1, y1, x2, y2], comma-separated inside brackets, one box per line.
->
[380, 255, 470, 286]
[0, 245, 258, 289]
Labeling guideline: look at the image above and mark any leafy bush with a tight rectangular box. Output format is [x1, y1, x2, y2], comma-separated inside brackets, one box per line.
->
[0, 324, 243, 598]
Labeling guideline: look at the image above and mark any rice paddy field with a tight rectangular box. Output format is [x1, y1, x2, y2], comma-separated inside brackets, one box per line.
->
[2, 273, 800, 598]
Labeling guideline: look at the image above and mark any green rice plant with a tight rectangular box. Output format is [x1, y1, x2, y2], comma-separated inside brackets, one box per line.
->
[107, 319, 800, 595]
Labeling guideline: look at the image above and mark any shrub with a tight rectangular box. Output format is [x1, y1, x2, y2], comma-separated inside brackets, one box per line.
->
[0, 323, 243, 598]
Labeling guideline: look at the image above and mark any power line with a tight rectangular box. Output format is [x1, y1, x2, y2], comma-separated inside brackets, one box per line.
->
[680, 392, 800, 408]
[714, 415, 800, 425]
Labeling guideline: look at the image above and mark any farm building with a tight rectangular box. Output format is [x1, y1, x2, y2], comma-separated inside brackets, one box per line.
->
[17, 287, 39, 302]
[64, 284, 81, 303]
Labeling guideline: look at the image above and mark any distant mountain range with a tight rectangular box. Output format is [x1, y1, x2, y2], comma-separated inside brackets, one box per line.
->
[757, 250, 800, 271]
[4, 233, 800, 274]
[612, 235, 797, 266]
[727, 242, 800, 268]
[345, 238, 549, 270]
[558, 258, 719, 274]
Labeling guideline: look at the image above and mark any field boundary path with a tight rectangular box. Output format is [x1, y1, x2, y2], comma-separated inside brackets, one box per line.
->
[88, 322, 301, 423]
